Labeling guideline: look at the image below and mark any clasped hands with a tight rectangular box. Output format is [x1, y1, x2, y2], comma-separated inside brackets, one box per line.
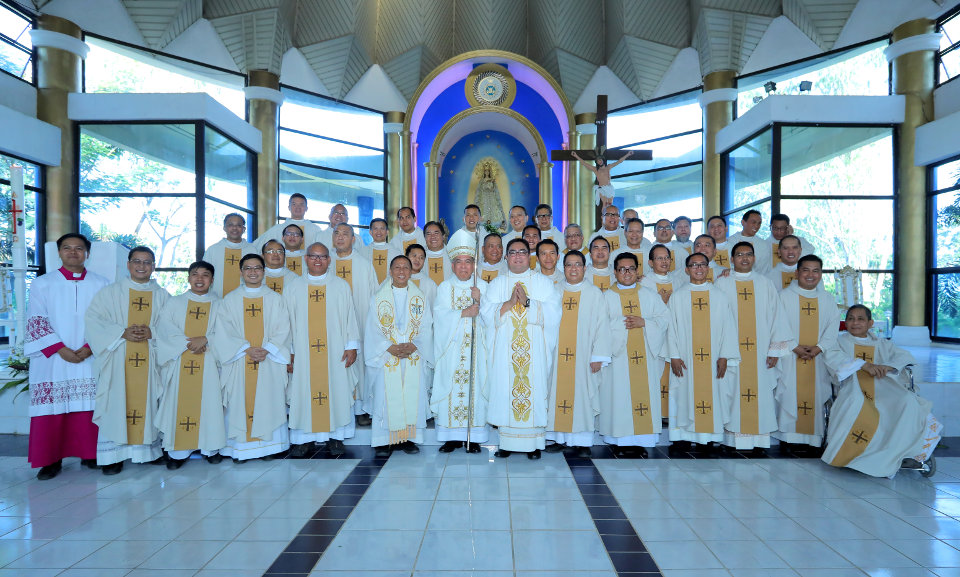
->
[388, 342, 417, 359]
[793, 345, 822, 361]
[122, 324, 152, 343]
[57, 345, 92, 364]
[500, 283, 528, 315]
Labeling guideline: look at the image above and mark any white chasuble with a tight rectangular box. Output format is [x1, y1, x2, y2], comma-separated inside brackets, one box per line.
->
[364, 282, 434, 446]
[584, 265, 614, 292]
[202, 239, 254, 297]
[284, 274, 360, 437]
[481, 270, 562, 452]
[361, 242, 401, 284]
[775, 284, 840, 446]
[263, 267, 299, 296]
[391, 226, 426, 253]
[431, 278, 489, 441]
[822, 333, 939, 477]
[666, 283, 740, 443]
[332, 251, 378, 409]
[254, 218, 323, 252]
[155, 291, 226, 454]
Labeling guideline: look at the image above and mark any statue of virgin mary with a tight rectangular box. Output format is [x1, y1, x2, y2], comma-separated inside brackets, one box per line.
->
[470, 159, 507, 231]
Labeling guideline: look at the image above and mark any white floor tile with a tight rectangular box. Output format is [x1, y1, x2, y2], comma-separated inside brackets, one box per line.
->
[414, 530, 513, 571]
[435, 477, 509, 500]
[644, 540, 724, 570]
[704, 539, 790, 569]
[72, 539, 167, 568]
[888, 539, 960, 567]
[774, 540, 856, 569]
[826, 539, 921, 568]
[512, 530, 613, 571]
[137, 539, 228, 570]
[313, 530, 422, 571]
[342, 499, 435, 531]
[509, 499, 595, 530]
[5, 539, 108, 569]
[204, 539, 289, 571]
[364, 476, 442, 500]
[426, 500, 510, 531]
[234, 516, 309, 541]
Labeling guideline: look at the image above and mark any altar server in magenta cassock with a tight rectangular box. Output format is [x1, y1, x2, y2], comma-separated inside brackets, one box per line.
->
[203, 213, 254, 297]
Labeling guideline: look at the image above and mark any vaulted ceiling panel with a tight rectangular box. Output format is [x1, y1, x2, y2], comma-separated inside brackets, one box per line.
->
[454, 0, 526, 55]
[694, 6, 773, 75]
[783, 0, 858, 50]
[528, 0, 603, 66]
[300, 34, 354, 97]
[121, 0, 201, 50]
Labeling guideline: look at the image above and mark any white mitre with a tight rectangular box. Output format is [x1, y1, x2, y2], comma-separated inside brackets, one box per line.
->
[447, 228, 480, 260]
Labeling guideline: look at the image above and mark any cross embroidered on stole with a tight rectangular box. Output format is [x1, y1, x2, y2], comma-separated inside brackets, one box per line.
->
[481, 269, 498, 283]
[796, 296, 819, 435]
[656, 282, 673, 302]
[223, 248, 242, 295]
[772, 242, 781, 267]
[308, 287, 331, 433]
[267, 276, 284, 295]
[735, 281, 759, 435]
[552, 291, 580, 432]
[690, 290, 714, 432]
[242, 297, 265, 441]
[603, 234, 620, 251]
[372, 249, 389, 284]
[618, 288, 653, 434]
[336, 259, 353, 288]
[125, 289, 153, 444]
[592, 274, 611, 292]
[174, 300, 209, 450]
[830, 344, 880, 467]
[781, 271, 796, 289]
[428, 257, 445, 285]
[286, 256, 303, 276]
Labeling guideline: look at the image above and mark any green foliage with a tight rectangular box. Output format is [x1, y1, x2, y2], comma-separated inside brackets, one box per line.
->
[0, 346, 29, 400]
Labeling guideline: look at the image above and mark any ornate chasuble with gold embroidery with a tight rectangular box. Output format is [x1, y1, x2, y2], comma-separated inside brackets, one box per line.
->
[242, 297, 264, 441]
[371, 249, 389, 284]
[592, 273, 611, 292]
[336, 259, 353, 288]
[617, 287, 654, 434]
[829, 344, 880, 467]
[308, 286, 331, 433]
[780, 270, 796, 289]
[603, 234, 620, 251]
[510, 289, 532, 423]
[428, 257, 445, 285]
[796, 296, 820, 435]
[286, 256, 303, 276]
[222, 248, 242, 295]
[735, 281, 760, 435]
[173, 300, 209, 450]
[265, 276, 285, 295]
[552, 291, 580, 432]
[125, 289, 153, 444]
[480, 268, 499, 283]
[690, 291, 714, 432]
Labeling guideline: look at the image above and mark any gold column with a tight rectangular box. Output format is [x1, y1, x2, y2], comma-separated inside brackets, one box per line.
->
[401, 130, 413, 214]
[246, 70, 281, 237]
[575, 113, 596, 233]
[34, 15, 83, 241]
[891, 19, 936, 328]
[565, 129, 578, 226]
[538, 161, 553, 206]
[385, 111, 405, 235]
[424, 161, 438, 222]
[701, 70, 737, 220]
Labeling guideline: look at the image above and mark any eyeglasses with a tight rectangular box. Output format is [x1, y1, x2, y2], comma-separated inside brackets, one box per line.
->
[536, 214, 552, 219]
[734, 252, 755, 258]
[305, 254, 329, 261]
[565, 233, 583, 238]
[507, 250, 529, 257]
[564, 262, 585, 268]
[331, 210, 348, 216]
[242, 266, 264, 272]
[616, 266, 637, 274]
[651, 256, 671, 262]
[655, 226, 672, 232]
[688, 262, 709, 269]
[603, 213, 618, 218]
[263, 249, 284, 255]
[283, 231, 303, 237]
[129, 259, 154, 266]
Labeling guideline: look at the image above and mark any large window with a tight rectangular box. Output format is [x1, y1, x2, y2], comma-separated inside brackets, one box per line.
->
[609, 89, 704, 240]
[78, 123, 255, 294]
[0, 1, 31, 82]
[930, 157, 960, 340]
[279, 86, 385, 245]
[938, 7, 960, 86]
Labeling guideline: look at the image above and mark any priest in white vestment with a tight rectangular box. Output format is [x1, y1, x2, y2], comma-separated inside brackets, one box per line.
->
[502, 205, 528, 244]
[766, 235, 805, 291]
[254, 193, 322, 251]
[667, 253, 739, 450]
[390, 206, 426, 253]
[316, 204, 363, 250]
[536, 239, 564, 285]
[432, 229, 490, 453]
[479, 233, 507, 283]
[584, 237, 614, 292]
[611, 218, 652, 277]
[285, 243, 361, 458]
[27, 234, 110, 479]
[715, 242, 792, 453]
[769, 213, 815, 263]
[693, 235, 730, 283]
[562, 224, 591, 266]
[671, 216, 694, 254]
[707, 216, 733, 270]
[364, 255, 434, 456]
[534, 203, 562, 243]
[640, 244, 688, 304]
[822, 305, 941, 477]
[423, 221, 453, 285]
[599, 252, 669, 456]
[523, 226, 542, 271]
[545, 250, 611, 457]
[726, 210, 773, 274]
[214, 254, 292, 461]
[156, 261, 226, 467]
[482, 238, 562, 459]
[404, 244, 439, 306]
[280, 224, 307, 276]
[361, 218, 401, 284]
[203, 213, 255, 297]
[588, 205, 627, 252]
[261, 240, 300, 296]
[86, 247, 170, 474]
[775, 255, 841, 453]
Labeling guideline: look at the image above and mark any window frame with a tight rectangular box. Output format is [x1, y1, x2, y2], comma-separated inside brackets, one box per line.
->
[927, 152, 960, 342]
[937, 3, 960, 87]
[0, 0, 35, 84]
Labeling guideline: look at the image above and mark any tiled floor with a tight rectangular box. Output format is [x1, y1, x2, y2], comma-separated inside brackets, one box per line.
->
[1, 442, 960, 576]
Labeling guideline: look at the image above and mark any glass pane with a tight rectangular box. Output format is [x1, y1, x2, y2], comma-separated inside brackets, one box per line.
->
[935, 189, 960, 269]
[279, 163, 384, 234]
[0, 6, 29, 44]
[780, 198, 893, 270]
[934, 273, 960, 339]
[608, 96, 702, 148]
[84, 37, 246, 118]
[0, 39, 31, 81]
[781, 126, 893, 197]
[205, 126, 252, 208]
[80, 125, 196, 195]
[280, 129, 384, 177]
[726, 202, 772, 240]
[821, 272, 894, 337]
[281, 87, 384, 149]
[0, 153, 40, 188]
[726, 129, 772, 211]
[153, 270, 190, 297]
[610, 132, 702, 177]
[942, 14, 960, 49]
[932, 157, 960, 191]
[0, 184, 39, 266]
[614, 164, 703, 230]
[0, 271, 36, 342]
[80, 196, 196, 268]
[205, 199, 253, 251]
[941, 49, 960, 83]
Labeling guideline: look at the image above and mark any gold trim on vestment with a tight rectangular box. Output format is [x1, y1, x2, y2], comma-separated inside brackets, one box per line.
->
[173, 300, 209, 450]
[796, 296, 819, 435]
[830, 345, 880, 467]
[242, 297, 264, 442]
[223, 248, 242, 295]
[308, 286, 331, 433]
[735, 281, 759, 435]
[371, 249, 389, 284]
[124, 289, 152, 444]
[552, 291, 580, 432]
[510, 284, 532, 422]
[618, 288, 653, 434]
[690, 290, 714, 433]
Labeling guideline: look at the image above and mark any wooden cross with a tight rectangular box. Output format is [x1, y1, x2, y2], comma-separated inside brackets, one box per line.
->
[179, 416, 197, 431]
[313, 391, 328, 406]
[310, 289, 324, 302]
[131, 297, 150, 311]
[189, 306, 206, 320]
[311, 339, 326, 353]
[696, 401, 711, 414]
[126, 409, 142, 425]
[738, 287, 753, 301]
[851, 429, 868, 444]
[557, 399, 572, 414]
[802, 302, 817, 316]
[740, 337, 754, 351]
[741, 388, 756, 403]
[560, 348, 575, 362]
[693, 297, 708, 311]
[182, 360, 201, 375]
[337, 265, 349, 278]
[630, 351, 644, 365]
[128, 353, 146, 367]
[374, 253, 386, 266]
[634, 403, 648, 416]
[563, 297, 578, 311]
[226, 253, 240, 266]
[430, 261, 443, 274]
[245, 303, 262, 317]
[695, 348, 709, 362]
[623, 300, 638, 314]
[797, 401, 812, 415]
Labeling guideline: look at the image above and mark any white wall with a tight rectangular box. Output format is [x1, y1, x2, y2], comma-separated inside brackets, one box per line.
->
[741, 16, 822, 76]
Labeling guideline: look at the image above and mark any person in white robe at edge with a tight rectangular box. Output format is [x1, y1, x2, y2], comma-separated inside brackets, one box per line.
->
[714, 241, 792, 455]
[822, 304, 942, 477]
[561, 223, 589, 261]
[767, 234, 804, 291]
[588, 204, 627, 253]
[584, 236, 614, 292]
[280, 223, 307, 277]
[570, 150, 633, 208]
[254, 193, 322, 252]
[502, 205, 529, 244]
[612, 218, 653, 277]
[598, 252, 669, 457]
[483, 237, 562, 459]
[706, 216, 732, 271]
[667, 252, 740, 454]
[261, 240, 300, 296]
[544, 249, 611, 458]
[27, 233, 109, 480]
[361, 218, 401, 285]
[203, 213, 254, 297]
[478, 233, 507, 283]
[535, 238, 564, 285]
[214, 254, 292, 461]
[86, 246, 170, 475]
[692, 234, 730, 283]
[432, 229, 490, 453]
[774, 254, 840, 456]
[533, 203, 562, 243]
[365, 255, 434, 457]
[285, 242, 360, 458]
[156, 261, 226, 469]
[726, 209, 773, 274]
[404, 243, 439, 307]
[390, 206, 426, 254]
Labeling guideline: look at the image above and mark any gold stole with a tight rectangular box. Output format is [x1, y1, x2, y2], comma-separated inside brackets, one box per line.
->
[223, 248, 242, 294]
[174, 300, 209, 450]
[403, 238, 414, 251]
[308, 286, 331, 433]
[735, 281, 759, 435]
[796, 296, 819, 435]
[706, 268, 714, 283]
[528, 254, 537, 270]
[669, 249, 677, 272]
[412, 278, 421, 287]
[714, 248, 729, 268]
[618, 287, 653, 434]
[772, 242, 781, 267]
[603, 234, 620, 251]
[655, 282, 673, 302]
[265, 275, 285, 295]
[124, 289, 153, 444]
[592, 273, 611, 292]
[428, 256, 445, 285]
[480, 268, 499, 282]
[781, 270, 796, 289]
[286, 255, 303, 276]
[552, 291, 580, 432]
[242, 297, 264, 441]
[510, 286, 532, 422]
[660, 362, 670, 418]
[371, 249, 389, 284]
[336, 258, 353, 288]
[830, 344, 879, 467]
[690, 290, 714, 432]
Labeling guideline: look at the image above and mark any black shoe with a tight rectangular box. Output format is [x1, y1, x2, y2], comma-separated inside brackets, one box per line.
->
[576, 446, 592, 459]
[36, 461, 62, 481]
[205, 454, 223, 464]
[374, 445, 392, 458]
[289, 443, 311, 458]
[527, 449, 541, 460]
[544, 443, 566, 453]
[779, 441, 793, 454]
[80, 459, 99, 470]
[166, 458, 185, 470]
[328, 439, 346, 457]
[668, 441, 691, 456]
[101, 462, 123, 476]
[232, 457, 245, 464]
[439, 441, 462, 453]
[494, 449, 511, 458]
[751, 447, 769, 458]
[356, 414, 372, 427]
[466, 442, 482, 454]
[401, 441, 420, 454]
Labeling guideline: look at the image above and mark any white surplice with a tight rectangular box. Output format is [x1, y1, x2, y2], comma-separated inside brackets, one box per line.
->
[202, 239, 255, 297]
